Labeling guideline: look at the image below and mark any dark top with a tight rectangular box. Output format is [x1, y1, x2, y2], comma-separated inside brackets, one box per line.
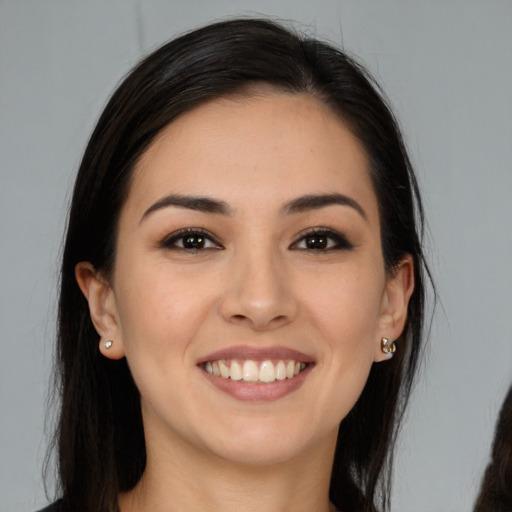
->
[36, 501, 62, 512]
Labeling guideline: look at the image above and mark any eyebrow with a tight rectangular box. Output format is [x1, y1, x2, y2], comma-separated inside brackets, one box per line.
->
[140, 192, 366, 223]
[283, 193, 367, 219]
[140, 194, 231, 223]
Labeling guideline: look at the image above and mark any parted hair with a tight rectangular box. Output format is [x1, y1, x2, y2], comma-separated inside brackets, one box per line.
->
[47, 18, 431, 512]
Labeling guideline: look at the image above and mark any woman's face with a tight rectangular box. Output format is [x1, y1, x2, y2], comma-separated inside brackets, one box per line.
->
[80, 92, 412, 466]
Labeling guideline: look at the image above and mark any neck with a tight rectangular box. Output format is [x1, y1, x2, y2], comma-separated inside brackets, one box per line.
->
[119, 425, 337, 512]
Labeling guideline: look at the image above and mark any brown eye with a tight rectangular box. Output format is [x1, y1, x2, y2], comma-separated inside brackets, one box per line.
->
[182, 233, 206, 249]
[304, 234, 329, 250]
[160, 229, 222, 251]
[292, 229, 355, 251]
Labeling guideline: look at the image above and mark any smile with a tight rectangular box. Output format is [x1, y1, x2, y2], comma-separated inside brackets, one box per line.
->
[198, 346, 314, 402]
[203, 359, 308, 383]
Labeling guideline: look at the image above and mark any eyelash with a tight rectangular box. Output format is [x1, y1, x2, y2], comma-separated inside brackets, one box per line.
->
[290, 227, 356, 251]
[159, 228, 223, 251]
[159, 226, 355, 253]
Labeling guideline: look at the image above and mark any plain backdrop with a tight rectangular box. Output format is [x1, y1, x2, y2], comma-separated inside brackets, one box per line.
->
[1, 1, 511, 511]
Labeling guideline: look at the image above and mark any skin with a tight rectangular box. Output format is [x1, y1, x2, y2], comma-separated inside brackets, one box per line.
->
[77, 92, 414, 512]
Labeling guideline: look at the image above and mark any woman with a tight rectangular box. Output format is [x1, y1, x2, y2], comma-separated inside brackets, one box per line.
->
[42, 18, 430, 512]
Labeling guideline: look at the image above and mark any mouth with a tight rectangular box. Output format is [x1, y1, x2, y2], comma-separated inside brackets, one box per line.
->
[197, 346, 314, 402]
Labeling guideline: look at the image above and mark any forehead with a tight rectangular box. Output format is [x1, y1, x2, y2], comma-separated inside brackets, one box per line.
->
[127, 92, 377, 218]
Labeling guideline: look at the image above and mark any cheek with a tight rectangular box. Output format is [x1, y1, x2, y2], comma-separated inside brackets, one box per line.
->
[113, 262, 218, 361]
[111, 266, 215, 413]
[303, 269, 384, 417]
[300, 262, 385, 347]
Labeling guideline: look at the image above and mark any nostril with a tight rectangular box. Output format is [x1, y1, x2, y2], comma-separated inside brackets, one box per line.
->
[230, 313, 287, 325]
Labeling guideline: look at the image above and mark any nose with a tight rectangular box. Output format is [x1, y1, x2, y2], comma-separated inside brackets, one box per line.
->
[219, 250, 298, 331]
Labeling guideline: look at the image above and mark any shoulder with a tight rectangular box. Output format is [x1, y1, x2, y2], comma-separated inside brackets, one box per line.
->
[35, 500, 62, 512]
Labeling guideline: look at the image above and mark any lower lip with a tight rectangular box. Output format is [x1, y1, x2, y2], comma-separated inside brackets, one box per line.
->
[201, 365, 313, 402]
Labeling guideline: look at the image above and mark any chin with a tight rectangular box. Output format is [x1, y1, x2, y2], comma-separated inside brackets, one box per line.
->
[201, 416, 334, 467]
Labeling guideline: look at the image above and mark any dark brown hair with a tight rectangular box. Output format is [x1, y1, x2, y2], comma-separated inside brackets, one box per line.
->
[474, 385, 512, 511]
[48, 18, 431, 512]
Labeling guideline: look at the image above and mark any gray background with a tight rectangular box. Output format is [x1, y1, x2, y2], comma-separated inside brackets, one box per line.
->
[1, 1, 511, 511]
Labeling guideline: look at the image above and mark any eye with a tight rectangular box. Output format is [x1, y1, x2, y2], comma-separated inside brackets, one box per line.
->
[160, 228, 223, 251]
[291, 228, 355, 251]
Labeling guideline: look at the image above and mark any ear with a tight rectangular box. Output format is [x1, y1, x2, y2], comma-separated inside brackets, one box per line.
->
[75, 262, 125, 360]
[374, 254, 415, 362]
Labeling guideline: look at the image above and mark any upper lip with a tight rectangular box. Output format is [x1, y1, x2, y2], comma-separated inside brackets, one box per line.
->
[197, 345, 315, 364]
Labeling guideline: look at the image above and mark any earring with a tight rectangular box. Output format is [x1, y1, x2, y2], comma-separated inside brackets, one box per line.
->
[104, 339, 113, 350]
[381, 337, 396, 356]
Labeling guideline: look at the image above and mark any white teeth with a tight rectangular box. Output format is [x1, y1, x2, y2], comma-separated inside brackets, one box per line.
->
[242, 360, 259, 382]
[286, 361, 295, 378]
[219, 360, 230, 378]
[259, 360, 276, 383]
[230, 361, 243, 381]
[275, 360, 287, 380]
[205, 358, 309, 382]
